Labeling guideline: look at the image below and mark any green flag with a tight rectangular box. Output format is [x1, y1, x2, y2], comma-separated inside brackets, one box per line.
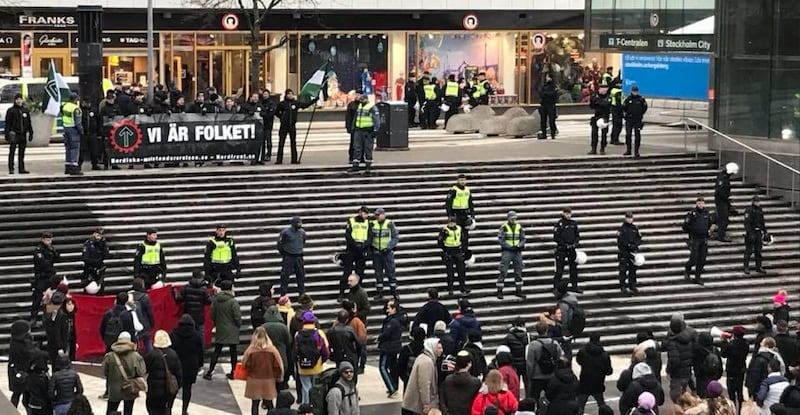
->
[297, 61, 331, 105]
[42, 60, 71, 117]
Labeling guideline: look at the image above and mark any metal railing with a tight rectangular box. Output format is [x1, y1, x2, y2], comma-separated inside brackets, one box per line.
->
[682, 117, 800, 209]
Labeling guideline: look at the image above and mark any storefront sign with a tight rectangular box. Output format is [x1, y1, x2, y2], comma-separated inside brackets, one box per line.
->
[600, 34, 714, 53]
[106, 114, 263, 165]
[0, 33, 20, 49]
[221, 13, 239, 30]
[462, 14, 479, 30]
[18, 14, 77, 28]
[72, 32, 160, 48]
[34, 32, 68, 48]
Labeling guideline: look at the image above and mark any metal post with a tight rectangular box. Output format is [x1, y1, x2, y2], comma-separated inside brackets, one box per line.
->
[146, 0, 154, 104]
[766, 162, 770, 196]
[742, 152, 746, 183]
[792, 174, 796, 209]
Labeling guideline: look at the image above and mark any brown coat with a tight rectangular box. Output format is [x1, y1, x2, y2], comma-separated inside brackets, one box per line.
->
[349, 317, 367, 345]
[243, 344, 284, 400]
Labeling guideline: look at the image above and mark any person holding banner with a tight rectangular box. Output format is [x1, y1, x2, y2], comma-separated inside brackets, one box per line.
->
[274, 89, 316, 165]
[133, 228, 167, 289]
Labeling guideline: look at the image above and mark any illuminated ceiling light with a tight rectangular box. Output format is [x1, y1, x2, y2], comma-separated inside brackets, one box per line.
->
[782, 128, 794, 139]
[577, 33, 585, 39]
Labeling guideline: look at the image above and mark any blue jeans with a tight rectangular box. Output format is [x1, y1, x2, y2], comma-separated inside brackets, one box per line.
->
[138, 332, 153, 354]
[298, 375, 314, 404]
[196, 323, 204, 341]
[372, 250, 396, 294]
[54, 402, 71, 415]
[63, 127, 81, 166]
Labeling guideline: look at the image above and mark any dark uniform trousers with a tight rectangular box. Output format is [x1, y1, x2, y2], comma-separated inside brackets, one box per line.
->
[31, 275, 53, 320]
[443, 97, 459, 127]
[554, 247, 578, 287]
[341, 246, 367, 292]
[540, 104, 557, 138]
[618, 251, 637, 288]
[610, 108, 623, 144]
[715, 199, 731, 239]
[82, 263, 106, 288]
[277, 126, 297, 163]
[208, 263, 235, 287]
[280, 254, 305, 295]
[685, 238, 709, 278]
[443, 248, 467, 292]
[139, 265, 163, 289]
[744, 232, 763, 269]
[590, 117, 609, 152]
[625, 120, 643, 154]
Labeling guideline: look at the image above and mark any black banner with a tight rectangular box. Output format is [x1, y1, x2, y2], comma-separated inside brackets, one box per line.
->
[0, 33, 20, 49]
[105, 114, 263, 165]
[599, 34, 714, 53]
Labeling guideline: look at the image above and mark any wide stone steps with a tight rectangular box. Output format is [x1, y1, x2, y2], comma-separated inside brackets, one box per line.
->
[0, 153, 797, 355]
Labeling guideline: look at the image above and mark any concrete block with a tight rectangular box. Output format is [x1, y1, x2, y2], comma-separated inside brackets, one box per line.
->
[502, 107, 529, 120]
[446, 114, 478, 133]
[479, 116, 508, 136]
[506, 115, 540, 138]
[469, 105, 496, 119]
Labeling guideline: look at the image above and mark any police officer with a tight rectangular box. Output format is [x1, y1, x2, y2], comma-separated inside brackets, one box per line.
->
[133, 228, 167, 289]
[78, 99, 102, 171]
[538, 75, 558, 140]
[622, 86, 648, 157]
[405, 73, 418, 127]
[589, 85, 611, 155]
[61, 93, 84, 176]
[278, 216, 306, 295]
[600, 66, 613, 87]
[370, 208, 399, 300]
[617, 212, 642, 295]
[682, 197, 713, 285]
[32, 232, 59, 324]
[348, 93, 380, 175]
[420, 77, 439, 130]
[81, 228, 109, 291]
[4, 92, 33, 174]
[443, 74, 461, 128]
[339, 206, 370, 301]
[469, 72, 492, 107]
[714, 164, 737, 242]
[445, 173, 474, 257]
[554, 207, 582, 293]
[438, 216, 469, 297]
[743, 195, 767, 275]
[204, 225, 240, 287]
[609, 79, 624, 145]
[497, 211, 526, 300]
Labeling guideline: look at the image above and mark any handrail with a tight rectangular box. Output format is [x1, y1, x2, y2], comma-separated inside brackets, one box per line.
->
[684, 117, 800, 175]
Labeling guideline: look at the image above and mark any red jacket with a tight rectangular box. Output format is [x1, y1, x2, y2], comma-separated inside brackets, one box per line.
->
[497, 364, 520, 400]
[471, 389, 518, 415]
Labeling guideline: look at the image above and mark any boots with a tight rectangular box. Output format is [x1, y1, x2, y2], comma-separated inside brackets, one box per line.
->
[496, 287, 503, 299]
[68, 165, 84, 176]
[364, 162, 372, 176]
[514, 286, 527, 299]
[347, 162, 359, 174]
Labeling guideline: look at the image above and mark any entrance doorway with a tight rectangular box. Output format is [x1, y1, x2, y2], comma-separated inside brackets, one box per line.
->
[196, 50, 248, 98]
[34, 52, 70, 77]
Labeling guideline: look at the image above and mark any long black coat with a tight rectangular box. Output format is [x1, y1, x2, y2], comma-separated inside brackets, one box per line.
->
[178, 278, 211, 326]
[171, 322, 204, 384]
[663, 329, 694, 379]
[144, 347, 183, 398]
[620, 373, 664, 415]
[576, 342, 613, 394]
[545, 367, 579, 415]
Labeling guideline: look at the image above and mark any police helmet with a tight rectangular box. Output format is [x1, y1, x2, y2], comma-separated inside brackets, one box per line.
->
[575, 250, 588, 265]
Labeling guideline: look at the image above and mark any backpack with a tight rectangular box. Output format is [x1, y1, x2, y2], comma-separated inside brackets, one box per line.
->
[103, 310, 124, 346]
[309, 367, 347, 415]
[702, 349, 722, 376]
[537, 340, 558, 375]
[295, 328, 322, 369]
[561, 301, 586, 336]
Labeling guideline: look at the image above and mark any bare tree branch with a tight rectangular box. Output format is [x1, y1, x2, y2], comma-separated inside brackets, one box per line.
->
[259, 34, 289, 56]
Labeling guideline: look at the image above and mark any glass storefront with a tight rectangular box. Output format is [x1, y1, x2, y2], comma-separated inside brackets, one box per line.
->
[714, 0, 800, 140]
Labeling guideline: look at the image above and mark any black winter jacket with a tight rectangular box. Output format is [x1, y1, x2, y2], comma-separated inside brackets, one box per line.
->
[5, 104, 33, 136]
[503, 328, 529, 376]
[620, 373, 664, 415]
[714, 171, 731, 202]
[746, 350, 775, 396]
[440, 371, 482, 415]
[721, 337, 749, 376]
[144, 347, 183, 398]
[413, 301, 452, 337]
[50, 355, 83, 405]
[171, 321, 204, 383]
[378, 313, 405, 354]
[178, 278, 211, 326]
[8, 334, 41, 392]
[44, 311, 69, 356]
[327, 322, 363, 366]
[576, 341, 613, 394]
[545, 367, 579, 415]
[24, 370, 51, 412]
[664, 329, 694, 379]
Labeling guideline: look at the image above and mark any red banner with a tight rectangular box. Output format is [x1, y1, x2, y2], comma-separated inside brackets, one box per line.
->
[73, 285, 213, 360]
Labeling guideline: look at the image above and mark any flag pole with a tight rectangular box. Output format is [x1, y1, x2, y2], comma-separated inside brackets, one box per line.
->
[297, 102, 317, 163]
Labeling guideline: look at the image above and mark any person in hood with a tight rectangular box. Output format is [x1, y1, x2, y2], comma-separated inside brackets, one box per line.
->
[9, 320, 45, 408]
[170, 314, 204, 415]
[177, 271, 211, 338]
[403, 338, 442, 415]
[554, 281, 579, 359]
[144, 329, 183, 414]
[772, 290, 791, 324]
[129, 278, 155, 354]
[327, 361, 360, 415]
[632, 331, 662, 383]
[450, 299, 481, 349]
[576, 334, 613, 414]
[440, 350, 481, 415]
[434, 320, 457, 387]
[663, 313, 695, 402]
[747, 337, 786, 398]
[494, 351, 520, 399]
[24, 352, 52, 415]
[251, 282, 276, 330]
[102, 331, 146, 415]
[631, 391, 657, 415]
[545, 358, 579, 415]
[721, 325, 749, 412]
[463, 331, 487, 379]
[278, 216, 306, 295]
[399, 326, 427, 392]
[470, 369, 518, 415]
[682, 380, 735, 415]
[413, 288, 452, 337]
[525, 320, 564, 407]
[502, 317, 529, 389]
[262, 305, 293, 391]
[243, 326, 284, 413]
[205, 280, 242, 381]
[50, 353, 83, 415]
[756, 358, 790, 415]
[268, 390, 297, 415]
[619, 362, 665, 414]
[379, 298, 405, 398]
[693, 332, 723, 398]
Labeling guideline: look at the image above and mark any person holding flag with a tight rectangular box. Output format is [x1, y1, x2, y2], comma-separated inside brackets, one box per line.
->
[42, 61, 82, 175]
[274, 89, 315, 164]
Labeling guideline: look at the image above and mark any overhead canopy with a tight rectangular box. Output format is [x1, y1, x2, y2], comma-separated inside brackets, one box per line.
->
[669, 15, 715, 35]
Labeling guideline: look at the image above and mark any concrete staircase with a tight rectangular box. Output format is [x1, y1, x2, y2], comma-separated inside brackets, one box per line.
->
[0, 153, 798, 355]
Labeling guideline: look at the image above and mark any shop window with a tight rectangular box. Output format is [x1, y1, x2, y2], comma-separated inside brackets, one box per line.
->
[0, 53, 21, 76]
[0, 84, 21, 103]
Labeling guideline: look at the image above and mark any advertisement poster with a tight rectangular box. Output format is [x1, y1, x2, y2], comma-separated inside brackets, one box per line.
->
[300, 35, 388, 108]
[21, 32, 33, 78]
[621, 53, 710, 100]
[408, 33, 501, 88]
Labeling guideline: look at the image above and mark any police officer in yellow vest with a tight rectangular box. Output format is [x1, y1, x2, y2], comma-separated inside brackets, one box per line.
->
[348, 93, 381, 175]
[420, 77, 440, 130]
[497, 211, 526, 300]
[133, 228, 167, 289]
[339, 206, 371, 301]
[61, 92, 84, 176]
[468, 72, 492, 107]
[443, 74, 461, 128]
[438, 217, 470, 297]
[609, 78, 624, 145]
[370, 208, 399, 300]
[600, 66, 614, 87]
[445, 173, 474, 257]
[204, 224, 240, 287]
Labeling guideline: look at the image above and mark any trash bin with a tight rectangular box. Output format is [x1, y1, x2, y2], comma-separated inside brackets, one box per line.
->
[375, 101, 409, 150]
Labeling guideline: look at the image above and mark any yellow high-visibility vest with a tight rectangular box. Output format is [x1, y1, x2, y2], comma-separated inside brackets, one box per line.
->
[443, 225, 462, 247]
[451, 185, 471, 210]
[61, 102, 79, 127]
[423, 84, 436, 100]
[141, 242, 161, 265]
[209, 238, 233, 264]
[371, 220, 392, 250]
[503, 223, 521, 247]
[355, 102, 375, 129]
[349, 217, 369, 243]
[445, 81, 459, 97]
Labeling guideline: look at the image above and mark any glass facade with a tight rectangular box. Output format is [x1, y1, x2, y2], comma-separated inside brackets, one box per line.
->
[714, 0, 800, 140]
